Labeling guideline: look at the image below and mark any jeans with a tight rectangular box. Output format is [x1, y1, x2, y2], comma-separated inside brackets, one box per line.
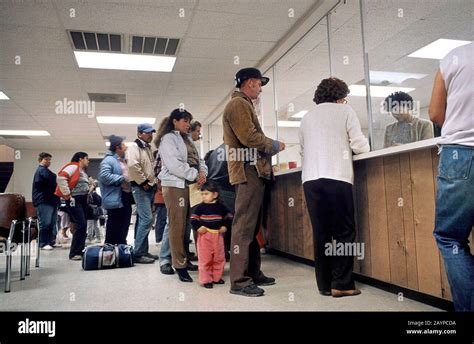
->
[159, 217, 171, 266]
[131, 186, 155, 257]
[433, 145, 474, 312]
[36, 203, 58, 247]
[154, 204, 166, 243]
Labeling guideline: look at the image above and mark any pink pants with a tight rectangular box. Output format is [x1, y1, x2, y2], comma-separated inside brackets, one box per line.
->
[197, 231, 225, 285]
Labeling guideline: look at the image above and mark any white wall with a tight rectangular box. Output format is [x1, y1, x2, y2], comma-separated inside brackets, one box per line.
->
[9, 149, 107, 202]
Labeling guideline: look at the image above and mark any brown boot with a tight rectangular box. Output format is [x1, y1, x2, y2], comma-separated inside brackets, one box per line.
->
[331, 288, 362, 298]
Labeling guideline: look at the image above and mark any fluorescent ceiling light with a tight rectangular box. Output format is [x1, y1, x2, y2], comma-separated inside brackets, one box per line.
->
[369, 71, 427, 85]
[291, 110, 308, 119]
[0, 130, 50, 136]
[0, 91, 10, 100]
[96, 116, 156, 124]
[278, 121, 301, 128]
[349, 85, 415, 98]
[105, 141, 134, 147]
[74, 51, 176, 72]
[408, 39, 471, 59]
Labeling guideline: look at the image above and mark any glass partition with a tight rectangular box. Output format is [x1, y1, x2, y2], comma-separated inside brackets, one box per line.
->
[273, 17, 330, 171]
[363, 0, 472, 149]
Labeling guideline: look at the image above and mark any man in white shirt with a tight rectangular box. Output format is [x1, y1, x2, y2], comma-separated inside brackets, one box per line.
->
[429, 42, 474, 312]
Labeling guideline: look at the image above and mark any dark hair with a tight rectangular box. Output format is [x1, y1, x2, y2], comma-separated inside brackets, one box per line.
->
[383, 91, 414, 112]
[313, 77, 350, 104]
[71, 152, 88, 163]
[204, 149, 214, 165]
[38, 152, 52, 162]
[200, 181, 220, 196]
[154, 109, 193, 149]
[190, 121, 202, 132]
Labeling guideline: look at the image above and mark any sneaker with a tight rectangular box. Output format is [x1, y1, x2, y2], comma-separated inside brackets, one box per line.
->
[254, 275, 276, 286]
[331, 288, 361, 298]
[186, 261, 198, 271]
[41, 245, 53, 251]
[134, 256, 155, 264]
[70, 255, 82, 261]
[52, 243, 62, 248]
[213, 279, 225, 285]
[160, 263, 175, 275]
[203, 282, 213, 289]
[176, 268, 193, 282]
[230, 284, 264, 297]
[145, 252, 159, 260]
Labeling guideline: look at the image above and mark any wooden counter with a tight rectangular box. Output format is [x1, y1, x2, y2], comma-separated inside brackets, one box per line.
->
[265, 141, 473, 302]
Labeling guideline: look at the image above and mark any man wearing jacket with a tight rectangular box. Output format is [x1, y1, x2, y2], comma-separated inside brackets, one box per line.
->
[223, 67, 285, 297]
[99, 135, 133, 245]
[128, 124, 158, 264]
[32, 152, 60, 250]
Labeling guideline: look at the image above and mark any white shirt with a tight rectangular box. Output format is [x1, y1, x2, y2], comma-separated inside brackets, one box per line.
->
[299, 103, 370, 185]
[438, 42, 474, 146]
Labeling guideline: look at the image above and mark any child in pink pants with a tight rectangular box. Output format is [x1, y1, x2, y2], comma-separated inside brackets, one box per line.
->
[190, 182, 233, 288]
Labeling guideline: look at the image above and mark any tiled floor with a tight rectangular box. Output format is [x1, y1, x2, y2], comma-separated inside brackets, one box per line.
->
[0, 232, 442, 311]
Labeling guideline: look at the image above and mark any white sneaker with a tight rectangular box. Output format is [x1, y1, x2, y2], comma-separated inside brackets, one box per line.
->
[53, 243, 62, 248]
[41, 245, 53, 251]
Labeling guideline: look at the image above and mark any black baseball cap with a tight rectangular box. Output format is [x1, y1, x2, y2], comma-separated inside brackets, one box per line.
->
[235, 68, 269, 88]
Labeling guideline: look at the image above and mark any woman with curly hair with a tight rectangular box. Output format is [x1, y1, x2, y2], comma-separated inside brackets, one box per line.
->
[299, 77, 370, 297]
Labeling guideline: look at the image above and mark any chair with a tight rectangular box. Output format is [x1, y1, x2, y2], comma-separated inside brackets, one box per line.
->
[0, 193, 27, 292]
[25, 203, 40, 271]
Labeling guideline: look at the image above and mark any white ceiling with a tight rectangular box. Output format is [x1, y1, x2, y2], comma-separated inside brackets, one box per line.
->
[0, 0, 318, 150]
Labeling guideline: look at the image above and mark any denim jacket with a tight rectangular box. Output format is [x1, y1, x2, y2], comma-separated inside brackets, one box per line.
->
[99, 151, 125, 209]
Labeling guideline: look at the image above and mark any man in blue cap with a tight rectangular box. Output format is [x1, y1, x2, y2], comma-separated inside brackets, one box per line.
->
[127, 123, 158, 264]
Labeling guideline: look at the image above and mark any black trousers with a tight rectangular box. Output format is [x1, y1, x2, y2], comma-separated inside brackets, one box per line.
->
[66, 194, 88, 259]
[105, 191, 133, 245]
[303, 178, 356, 291]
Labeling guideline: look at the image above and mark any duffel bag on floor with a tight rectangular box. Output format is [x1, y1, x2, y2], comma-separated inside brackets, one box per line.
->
[82, 244, 117, 270]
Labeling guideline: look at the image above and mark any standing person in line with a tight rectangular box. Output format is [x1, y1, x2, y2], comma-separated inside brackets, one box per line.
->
[152, 150, 166, 245]
[190, 181, 233, 289]
[55, 152, 91, 260]
[128, 124, 159, 264]
[99, 135, 133, 245]
[223, 67, 285, 297]
[299, 77, 370, 297]
[32, 152, 61, 250]
[429, 42, 473, 312]
[86, 181, 102, 244]
[157, 109, 207, 283]
[204, 143, 236, 261]
[185, 120, 203, 261]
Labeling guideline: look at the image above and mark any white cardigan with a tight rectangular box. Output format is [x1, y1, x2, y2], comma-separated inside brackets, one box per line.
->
[299, 103, 370, 185]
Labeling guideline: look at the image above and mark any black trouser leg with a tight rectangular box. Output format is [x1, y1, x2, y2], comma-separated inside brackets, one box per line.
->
[67, 195, 88, 259]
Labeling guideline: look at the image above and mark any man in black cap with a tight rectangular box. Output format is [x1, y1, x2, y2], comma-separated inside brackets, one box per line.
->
[223, 67, 285, 297]
[127, 123, 158, 264]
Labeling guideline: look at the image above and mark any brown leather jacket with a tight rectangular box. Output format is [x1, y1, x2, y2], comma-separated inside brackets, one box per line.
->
[223, 91, 279, 185]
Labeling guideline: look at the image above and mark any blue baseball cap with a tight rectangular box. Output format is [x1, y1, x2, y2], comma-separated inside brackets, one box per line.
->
[137, 123, 156, 133]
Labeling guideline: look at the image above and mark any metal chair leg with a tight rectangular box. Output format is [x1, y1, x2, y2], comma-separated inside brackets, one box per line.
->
[26, 218, 32, 276]
[36, 222, 40, 268]
[20, 221, 25, 280]
[4, 220, 16, 293]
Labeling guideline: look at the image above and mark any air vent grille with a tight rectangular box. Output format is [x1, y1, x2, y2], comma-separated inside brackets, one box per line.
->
[131, 36, 180, 56]
[70, 31, 122, 52]
[88, 93, 126, 103]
